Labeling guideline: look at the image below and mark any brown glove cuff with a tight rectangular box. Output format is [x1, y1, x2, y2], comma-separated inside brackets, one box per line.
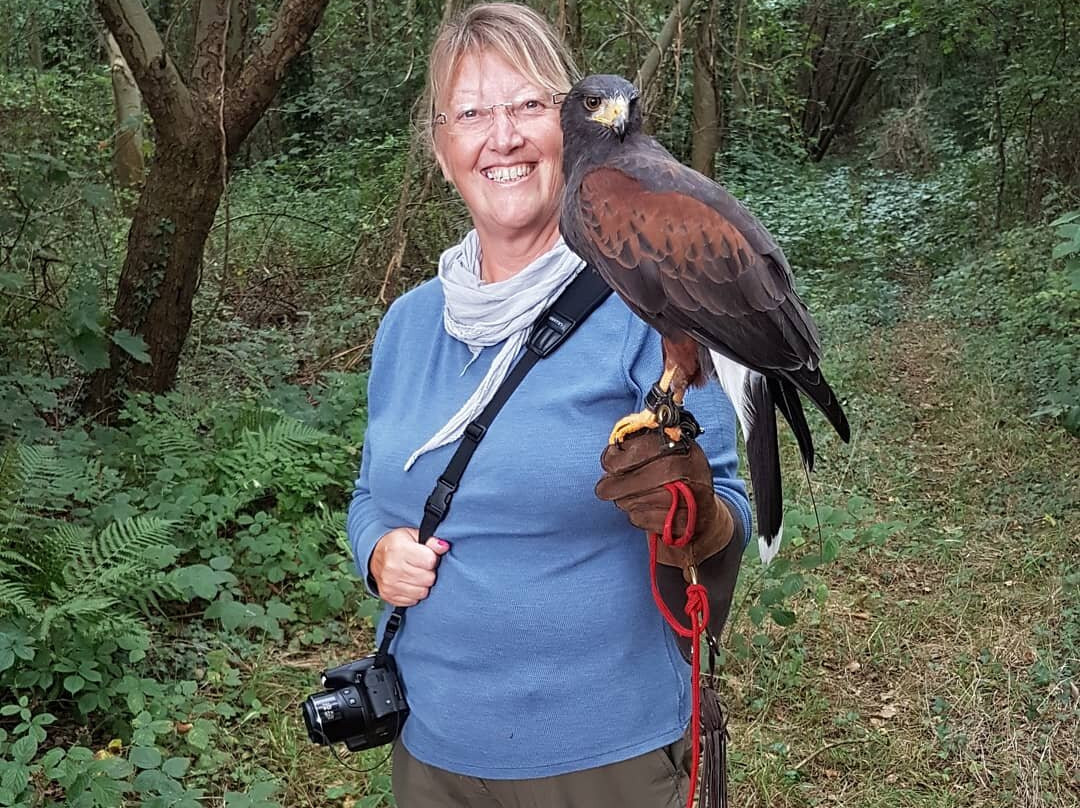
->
[654, 493, 735, 577]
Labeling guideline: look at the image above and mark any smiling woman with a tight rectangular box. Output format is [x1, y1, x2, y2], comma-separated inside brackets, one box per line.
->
[345, 4, 751, 807]
[424, 15, 574, 282]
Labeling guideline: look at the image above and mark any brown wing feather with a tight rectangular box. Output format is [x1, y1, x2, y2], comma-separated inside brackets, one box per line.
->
[577, 167, 815, 373]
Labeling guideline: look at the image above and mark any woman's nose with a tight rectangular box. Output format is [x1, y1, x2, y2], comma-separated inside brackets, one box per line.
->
[487, 106, 525, 151]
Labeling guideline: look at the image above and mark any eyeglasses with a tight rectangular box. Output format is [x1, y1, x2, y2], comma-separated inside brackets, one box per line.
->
[434, 93, 566, 136]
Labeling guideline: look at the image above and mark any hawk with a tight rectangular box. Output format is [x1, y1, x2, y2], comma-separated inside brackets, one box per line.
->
[560, 75, 850, 563]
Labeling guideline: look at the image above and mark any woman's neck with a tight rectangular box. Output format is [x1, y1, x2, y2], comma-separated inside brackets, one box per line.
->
[476, 220, 562, 283]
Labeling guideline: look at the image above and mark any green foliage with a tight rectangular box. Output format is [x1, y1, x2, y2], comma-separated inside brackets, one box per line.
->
[932, 218, 1080, 433]
[726, 495, 903, 671]
[0, 374, 373, 804]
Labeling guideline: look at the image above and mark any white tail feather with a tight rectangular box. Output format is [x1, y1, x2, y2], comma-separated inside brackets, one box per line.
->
[708, 350, 752, 441]
[757, 525, 783, 565]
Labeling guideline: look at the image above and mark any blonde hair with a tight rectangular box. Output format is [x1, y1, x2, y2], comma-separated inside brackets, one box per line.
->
[420, 3, 578, 153]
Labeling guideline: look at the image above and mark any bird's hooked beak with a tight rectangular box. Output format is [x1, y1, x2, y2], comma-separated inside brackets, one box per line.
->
[591, 95, 630, 140]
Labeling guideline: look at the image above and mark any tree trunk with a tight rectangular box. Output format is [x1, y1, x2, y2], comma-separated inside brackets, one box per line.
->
[565, 0, 582, 66]
[84, 0, 330, 417]
[28, 10, 44, 70]
[636, 0, 697, 92]
[84, 136, 224, 410]
[105, 31, 145, 201]
[812, 50, 874, 160]
[690, 2, 720, 178]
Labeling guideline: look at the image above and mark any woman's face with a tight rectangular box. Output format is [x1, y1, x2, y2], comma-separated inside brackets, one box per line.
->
[433, 50, 564, 244]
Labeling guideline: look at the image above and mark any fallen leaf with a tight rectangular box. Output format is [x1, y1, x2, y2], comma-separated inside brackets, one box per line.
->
[175, 721, 193, 734]
[879, 704, 898, 719]
[845, 661, 862, 673]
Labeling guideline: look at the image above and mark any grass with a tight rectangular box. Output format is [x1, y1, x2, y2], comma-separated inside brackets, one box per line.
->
[716, 282, 1078, 807]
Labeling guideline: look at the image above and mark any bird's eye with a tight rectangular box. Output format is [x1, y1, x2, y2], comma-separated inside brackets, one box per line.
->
[584, 96, 602, 111]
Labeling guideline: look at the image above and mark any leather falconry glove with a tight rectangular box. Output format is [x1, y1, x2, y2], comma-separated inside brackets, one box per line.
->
[596, 430, 734, 574]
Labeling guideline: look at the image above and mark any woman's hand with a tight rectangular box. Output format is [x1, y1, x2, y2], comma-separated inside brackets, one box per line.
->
[595, 430, 733, 570]
[370, 528, 451, 607]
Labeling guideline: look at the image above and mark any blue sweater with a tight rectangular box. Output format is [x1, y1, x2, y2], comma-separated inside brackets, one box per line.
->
[347, 277, 751, 779]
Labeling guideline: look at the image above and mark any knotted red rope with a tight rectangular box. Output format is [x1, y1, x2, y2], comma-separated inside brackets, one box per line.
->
[648, 480, 709, 808]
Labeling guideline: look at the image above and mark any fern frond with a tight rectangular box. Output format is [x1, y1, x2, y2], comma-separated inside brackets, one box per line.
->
[37, 594, 118, 639]
[0, 581, 39, 618]
[85, 612, 151, 648]
[215, 413, 327, 482]
[87, 517, 177, 571]
[26, 522, 91, 587]
[0, 548, 40, 572]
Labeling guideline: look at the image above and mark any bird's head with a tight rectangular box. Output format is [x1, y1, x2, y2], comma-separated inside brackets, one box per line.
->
[561, 74, 641, 145]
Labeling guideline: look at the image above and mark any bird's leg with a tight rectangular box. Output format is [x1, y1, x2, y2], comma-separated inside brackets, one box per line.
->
[609, 365, 685, 445]
[608, 365, 675, 444]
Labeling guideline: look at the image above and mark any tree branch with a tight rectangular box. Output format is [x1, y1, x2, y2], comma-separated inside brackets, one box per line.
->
[192, 0, 230, 97]
[223, 0, 330, 154]
[635, 0, 696, 92]
[94, 0, 194, 135]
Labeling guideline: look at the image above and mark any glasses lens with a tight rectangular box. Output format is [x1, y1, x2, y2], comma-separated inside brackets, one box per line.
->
[445, 95, 557, 135]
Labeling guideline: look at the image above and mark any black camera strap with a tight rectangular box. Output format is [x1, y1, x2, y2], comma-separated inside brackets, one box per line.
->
[375, 267, 612, 664]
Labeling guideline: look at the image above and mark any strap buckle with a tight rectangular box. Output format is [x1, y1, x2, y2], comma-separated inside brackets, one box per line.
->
[528, 311, 573, 357]
[424, 476, 457, 521]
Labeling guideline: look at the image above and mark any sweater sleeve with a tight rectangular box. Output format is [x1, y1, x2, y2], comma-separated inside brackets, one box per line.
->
[345, 309, 396, 599]
[620, 311, 753, 548]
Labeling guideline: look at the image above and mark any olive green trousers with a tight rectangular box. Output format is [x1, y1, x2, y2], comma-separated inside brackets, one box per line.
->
[390, 736, 689, 808]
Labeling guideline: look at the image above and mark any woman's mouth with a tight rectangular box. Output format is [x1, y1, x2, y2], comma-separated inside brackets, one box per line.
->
[482, 163, 536, 184]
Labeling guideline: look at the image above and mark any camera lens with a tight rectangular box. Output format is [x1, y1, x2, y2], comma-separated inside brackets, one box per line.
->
[302, 691, 346, 745]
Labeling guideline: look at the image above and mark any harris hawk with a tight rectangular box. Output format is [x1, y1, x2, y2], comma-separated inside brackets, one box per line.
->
[559, 75, 850, 563]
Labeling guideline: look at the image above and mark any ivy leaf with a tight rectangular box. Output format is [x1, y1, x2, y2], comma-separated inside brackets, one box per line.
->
[770, 608, 797, 627]
[111, 329, 151, 364]
[205, 599, 261, 632]
[185, 725, 210, 750]
[225, 780, 280, 808]
[65, 330, 111, 372]
[11, 735, 37, 764]
[2, 764, 31, 796]
[63, 674, 85, 694]
[129, 746, 163, 769]
[161, 757, 190, 778]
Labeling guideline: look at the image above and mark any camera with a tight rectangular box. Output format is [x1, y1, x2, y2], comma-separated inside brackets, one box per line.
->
[301, 654, 409, 751]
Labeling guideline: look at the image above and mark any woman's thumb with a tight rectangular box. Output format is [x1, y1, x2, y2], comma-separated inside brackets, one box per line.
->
[425, 537, 452, 556]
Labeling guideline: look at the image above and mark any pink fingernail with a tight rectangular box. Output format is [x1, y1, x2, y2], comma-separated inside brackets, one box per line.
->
[437, 539, 451, 550]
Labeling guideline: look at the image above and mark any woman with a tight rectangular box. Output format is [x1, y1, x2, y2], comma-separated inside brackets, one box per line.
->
[347, 5, 751, 806]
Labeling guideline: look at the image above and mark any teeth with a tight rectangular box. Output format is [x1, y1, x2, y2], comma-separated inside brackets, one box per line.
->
[484, 164, 533, 182]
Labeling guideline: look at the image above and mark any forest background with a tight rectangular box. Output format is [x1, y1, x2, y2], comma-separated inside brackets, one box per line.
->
[0, 0, 1077, 806]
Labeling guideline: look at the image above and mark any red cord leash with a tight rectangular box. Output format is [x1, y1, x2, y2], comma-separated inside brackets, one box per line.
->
[648, 480, 709, 808]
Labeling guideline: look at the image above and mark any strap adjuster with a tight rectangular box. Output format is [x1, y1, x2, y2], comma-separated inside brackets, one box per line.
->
[424, 477, 457, 520]
[464, 422, 486, 442]
[528, 312, 573, 357]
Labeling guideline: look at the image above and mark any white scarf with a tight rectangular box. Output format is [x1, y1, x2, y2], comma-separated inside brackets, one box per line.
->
[404, 230, 585, 471]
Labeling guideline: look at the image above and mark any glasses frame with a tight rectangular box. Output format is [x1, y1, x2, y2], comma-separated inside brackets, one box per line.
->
[434, 92, 567, 131]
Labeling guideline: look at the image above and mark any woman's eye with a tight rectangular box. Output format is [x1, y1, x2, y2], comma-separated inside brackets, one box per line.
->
[460, 109, 477, 119]
[584, 96, 602, 111]
[522, 99, 541, 111]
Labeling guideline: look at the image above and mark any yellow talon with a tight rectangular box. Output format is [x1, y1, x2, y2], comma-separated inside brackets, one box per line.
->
[609, 409, 660, 444]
